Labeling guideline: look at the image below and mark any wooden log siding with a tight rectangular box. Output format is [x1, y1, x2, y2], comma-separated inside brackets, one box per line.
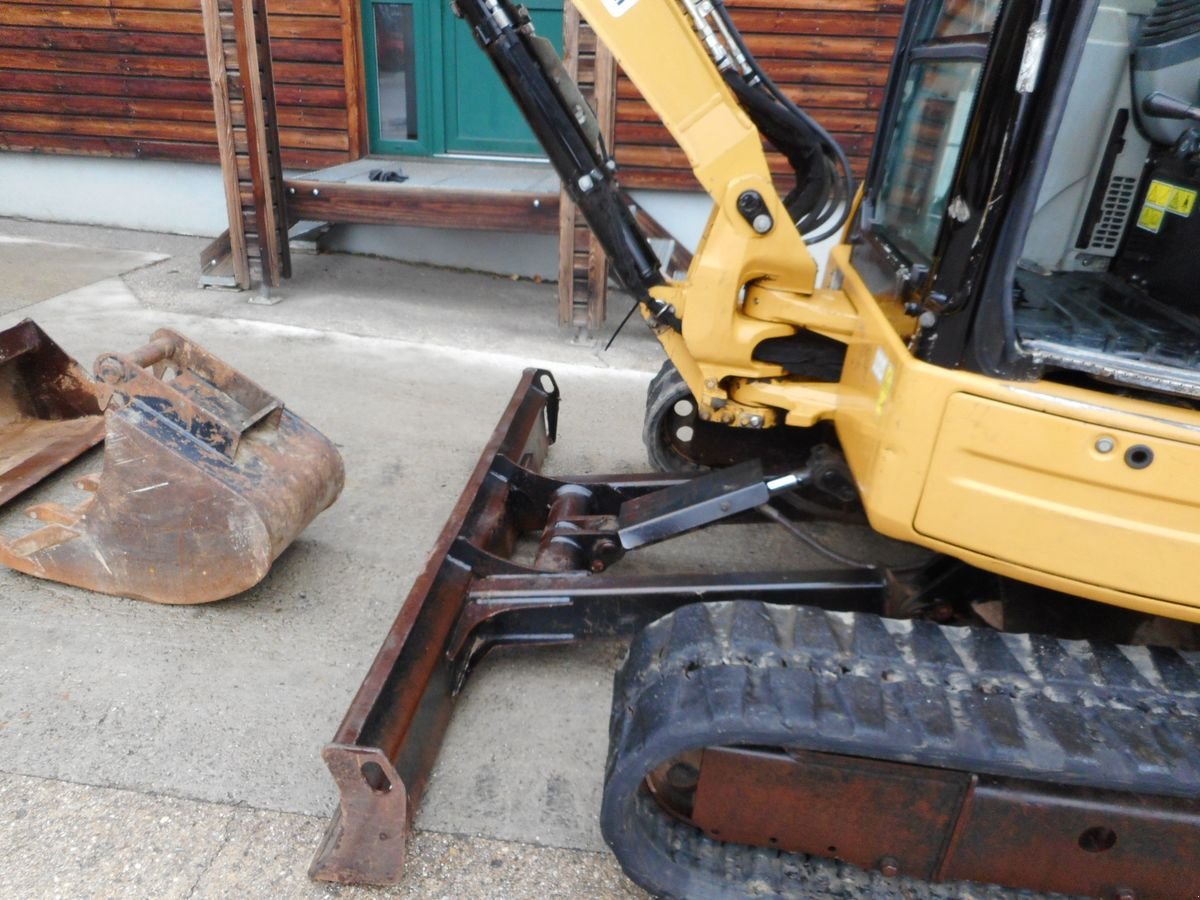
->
[0, 0, 361, 171]
[611, 0, 904, 190]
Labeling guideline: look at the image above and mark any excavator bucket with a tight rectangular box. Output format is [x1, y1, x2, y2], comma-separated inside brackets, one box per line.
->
[0, 319, 109, 507]
[0, 329, 344, 604]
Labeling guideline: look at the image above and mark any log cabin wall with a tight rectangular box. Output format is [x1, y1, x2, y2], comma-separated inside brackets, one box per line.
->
[0, 0, 362, 171]
[0, 0, 900, 197]
[612, 0, 904, 190]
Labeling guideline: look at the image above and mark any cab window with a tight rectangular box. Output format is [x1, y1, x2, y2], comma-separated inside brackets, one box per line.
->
[867, 0, 999, 264]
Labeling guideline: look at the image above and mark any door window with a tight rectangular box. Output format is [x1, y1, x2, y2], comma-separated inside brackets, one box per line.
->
[876, 60, 983, 260]
[372, 4, 419, 142]
[930, 0, 1002, 38]
[362, 0, 564, 157]
[867, 0, 999, 263]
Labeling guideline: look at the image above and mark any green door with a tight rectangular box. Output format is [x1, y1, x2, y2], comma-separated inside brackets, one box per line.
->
[440, 0, 563, 156]
[362, 0, 563, 158]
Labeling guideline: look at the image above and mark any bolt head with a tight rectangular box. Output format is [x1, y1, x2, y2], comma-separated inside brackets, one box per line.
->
[752, 213, 773, 234]
[577, 174, 595, 192]
[1095, 436, 1115, 454]
[878, 857, 900, 878]
[749, 415, 763, 428]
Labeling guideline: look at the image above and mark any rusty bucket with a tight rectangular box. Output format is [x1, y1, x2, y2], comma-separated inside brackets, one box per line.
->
[0, 329, 344, 604]
[0, 319, 108, 507]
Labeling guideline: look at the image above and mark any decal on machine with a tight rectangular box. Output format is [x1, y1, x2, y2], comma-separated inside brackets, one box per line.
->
[1138, 180, 1197, 234]
[600, 0, 640, 18]
[871, 348, 895, 415]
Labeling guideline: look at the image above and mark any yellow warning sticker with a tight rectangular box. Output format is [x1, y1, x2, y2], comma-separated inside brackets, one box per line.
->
[1138, 205, 1165, 234]
[1147, 180, 1174, 207]
[1144, 179, 1197, 222]
[1167, 187, 1196, 217]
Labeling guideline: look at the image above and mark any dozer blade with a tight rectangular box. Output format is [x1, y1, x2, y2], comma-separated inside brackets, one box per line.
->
[310, 369, 881, 884]
[0, 319, 108, 507]
[0, 329, 344, 604]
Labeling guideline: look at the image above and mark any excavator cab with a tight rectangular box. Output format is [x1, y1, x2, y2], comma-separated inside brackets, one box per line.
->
[860, 0, 1200, 389]
[314, 1, 1200, 896]
[823, 0, 1200, 624]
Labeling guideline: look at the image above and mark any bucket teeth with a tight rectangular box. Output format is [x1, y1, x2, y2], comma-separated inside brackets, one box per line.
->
[0, 326, 344, 604]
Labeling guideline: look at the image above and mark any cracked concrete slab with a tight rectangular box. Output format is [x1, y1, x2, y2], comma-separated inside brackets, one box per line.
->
[0, 235, 166, 313]
[0, 222, 671, 897]
[0, 275, 665, 826]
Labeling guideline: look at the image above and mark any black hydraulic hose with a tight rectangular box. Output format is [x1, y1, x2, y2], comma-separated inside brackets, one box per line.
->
[455, 0, 664, 300]
[710, 0, 855, 242]
[721, 70, 830, 219]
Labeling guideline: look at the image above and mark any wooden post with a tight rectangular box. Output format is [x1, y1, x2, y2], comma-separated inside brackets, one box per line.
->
[233, 0, 291, 286]
[557, 2, 618, 330]
[199, 0, 250, 289]
[199, 0, 290, 290]
[340, 0, 368, 160]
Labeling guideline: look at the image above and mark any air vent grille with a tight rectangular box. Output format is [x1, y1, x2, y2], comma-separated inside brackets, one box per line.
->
[1139, 0, 1200, 47]
[1088, 175, 1138, 253]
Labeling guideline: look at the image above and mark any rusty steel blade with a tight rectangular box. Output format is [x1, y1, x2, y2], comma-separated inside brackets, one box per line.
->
[310, 368, 559, 885]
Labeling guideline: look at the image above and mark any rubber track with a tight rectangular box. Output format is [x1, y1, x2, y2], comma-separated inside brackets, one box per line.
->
[600, 601, 1200, 899]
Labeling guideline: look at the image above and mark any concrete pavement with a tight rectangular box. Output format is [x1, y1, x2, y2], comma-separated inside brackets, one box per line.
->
[0, 218, 924, 899]
[0, 218, 667, 898]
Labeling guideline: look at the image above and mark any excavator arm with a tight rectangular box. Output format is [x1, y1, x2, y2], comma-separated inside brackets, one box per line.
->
[455, 0, 848, 427]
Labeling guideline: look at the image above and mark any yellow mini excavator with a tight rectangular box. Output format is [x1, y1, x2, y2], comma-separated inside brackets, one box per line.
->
[312, 1, 1200, 897]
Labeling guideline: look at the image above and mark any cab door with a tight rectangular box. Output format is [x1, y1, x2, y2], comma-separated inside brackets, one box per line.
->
[851, 0, 1002, 325]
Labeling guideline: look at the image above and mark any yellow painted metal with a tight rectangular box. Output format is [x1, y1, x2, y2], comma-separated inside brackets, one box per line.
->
[731, 378, 838, 428]
[573, 0, 1200, 621]
[826, 244, 1200, 622]
[673, 231, 1200, 619]
[573, 0, 815, 416]
[917, 394, 1200, 608]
